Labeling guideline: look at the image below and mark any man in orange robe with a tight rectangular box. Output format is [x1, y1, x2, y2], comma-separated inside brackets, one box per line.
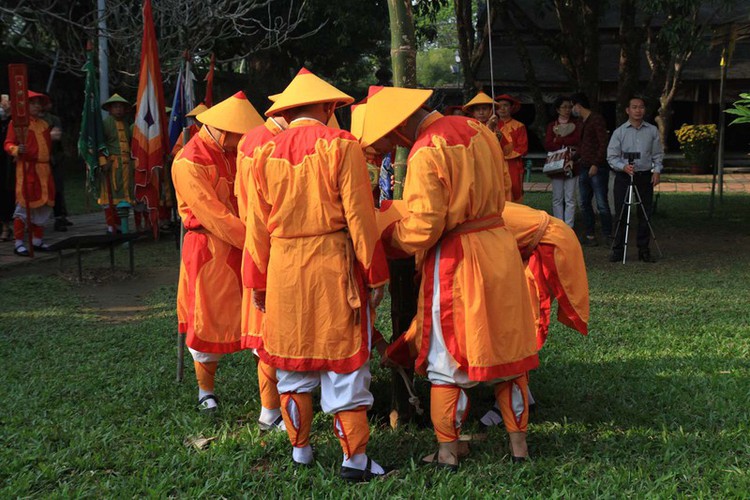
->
[3, 91, 55, 256]
[244, 69, 390, 480]
[462, 91, 513, 200]
[235, 115, 288, 432]
[477, 201, 589, 428]
[172, 92, 264, 411]
[356, 86, 538, 467]
[496, 94, 528, 202]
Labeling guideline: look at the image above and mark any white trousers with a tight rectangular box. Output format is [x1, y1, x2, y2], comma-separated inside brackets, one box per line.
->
[426, 244, 521, 388]
[551, 175, 577, 228]
[189, 347, 222, 363]
[276, 363, 374, 414]
[13, 205, 53, 226]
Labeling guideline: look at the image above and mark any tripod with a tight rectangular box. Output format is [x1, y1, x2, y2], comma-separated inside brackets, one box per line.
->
[611, 172, 663, 264]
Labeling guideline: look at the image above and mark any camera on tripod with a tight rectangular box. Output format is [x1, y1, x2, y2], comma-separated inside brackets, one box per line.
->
[623, 151, 640, 164]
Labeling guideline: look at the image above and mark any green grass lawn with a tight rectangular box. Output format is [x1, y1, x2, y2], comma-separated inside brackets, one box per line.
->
[1, 193, 749, 496]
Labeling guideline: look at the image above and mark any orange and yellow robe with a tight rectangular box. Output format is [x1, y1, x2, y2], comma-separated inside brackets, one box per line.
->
[235, 118, 283, 350]
[4, 118, 55, 209]
[498, 118, 528, 202]
[383, 113, 537, 381]
[245, 119, 389, 373]
[503, 202, 589, 349]
[99, 115, 133, 205]
[173, 127, 244, 353]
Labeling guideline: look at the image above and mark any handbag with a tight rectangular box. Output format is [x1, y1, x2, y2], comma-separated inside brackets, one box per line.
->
[543, 147, 573, 176]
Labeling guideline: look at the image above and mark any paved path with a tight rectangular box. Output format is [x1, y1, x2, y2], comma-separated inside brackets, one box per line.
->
[0, 211, 148, 271]
[1, 173, 748, 271]
[524, 172, 750, 194]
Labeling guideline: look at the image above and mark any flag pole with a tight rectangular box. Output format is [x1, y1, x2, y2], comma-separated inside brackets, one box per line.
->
[8, 64, 34, 257]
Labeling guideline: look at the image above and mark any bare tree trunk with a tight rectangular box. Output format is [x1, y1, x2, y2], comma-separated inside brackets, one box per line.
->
[616, 0, 642, 124]
[454, 0, 476, 99]
[499, 0, 547, 142]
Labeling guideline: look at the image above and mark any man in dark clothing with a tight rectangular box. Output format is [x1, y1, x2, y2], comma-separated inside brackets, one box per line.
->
[40, 101, 70, 232]
[570, 92, 612, 246]
[0, 95, 14, 240]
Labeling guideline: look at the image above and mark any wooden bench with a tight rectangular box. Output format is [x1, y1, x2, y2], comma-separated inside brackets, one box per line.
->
[47, 233, 141, 281]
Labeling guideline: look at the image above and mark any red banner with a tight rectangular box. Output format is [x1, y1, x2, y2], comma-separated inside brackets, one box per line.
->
[8, 64, 29, 128]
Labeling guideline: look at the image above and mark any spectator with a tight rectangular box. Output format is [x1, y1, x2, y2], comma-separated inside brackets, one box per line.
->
[607, 96, 663, 263]
[544, 96, 581, 228]
[39, 99, 68, 231]
[570, 92, 612, 246]
[0, 94, 13, 241]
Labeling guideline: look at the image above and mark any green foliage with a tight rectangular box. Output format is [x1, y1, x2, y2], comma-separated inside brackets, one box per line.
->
[2, 193, 750, 496]
[414, 0, 456, 48]
[417, 48, 459, 87]
[725, 92, 750, 125]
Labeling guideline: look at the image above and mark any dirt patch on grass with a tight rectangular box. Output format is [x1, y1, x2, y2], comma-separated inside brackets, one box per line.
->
[68, 266, 178, 324]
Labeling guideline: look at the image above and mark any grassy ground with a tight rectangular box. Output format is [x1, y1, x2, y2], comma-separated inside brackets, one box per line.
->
[1, 193, 749, 496]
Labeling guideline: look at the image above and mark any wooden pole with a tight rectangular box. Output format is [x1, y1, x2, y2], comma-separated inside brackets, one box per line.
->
[386, 0, 421, 429]
[8, 64, 34, 257]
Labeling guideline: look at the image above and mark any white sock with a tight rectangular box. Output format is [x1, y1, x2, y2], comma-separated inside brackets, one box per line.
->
[292, 445, 313, 465]
[259, 406, 282, 425]
[32, 237, 42, 246]
[480, 403, 503, 427]
[15, 239, 24, 249]
[198, 389, 217, 409]
[342, 453, 384, 474]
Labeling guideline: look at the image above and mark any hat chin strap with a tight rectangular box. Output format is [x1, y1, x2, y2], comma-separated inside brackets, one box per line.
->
[205, 126, 229, 152]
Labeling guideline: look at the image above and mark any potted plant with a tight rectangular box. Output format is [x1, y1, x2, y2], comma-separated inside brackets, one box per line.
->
[674, 123, 718, 174]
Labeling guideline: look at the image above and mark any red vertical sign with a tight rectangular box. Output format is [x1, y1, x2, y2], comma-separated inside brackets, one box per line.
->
[8, 64, 29, 127]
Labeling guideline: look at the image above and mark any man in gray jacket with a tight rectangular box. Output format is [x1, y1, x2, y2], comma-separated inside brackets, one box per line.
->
[607, 96, 663, 263]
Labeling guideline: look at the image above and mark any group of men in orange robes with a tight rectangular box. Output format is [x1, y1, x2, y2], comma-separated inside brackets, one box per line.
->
[172, 69, 588, 481]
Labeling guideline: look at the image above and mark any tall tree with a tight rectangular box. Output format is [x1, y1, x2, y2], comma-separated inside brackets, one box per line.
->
[641, 0, 734, 148]
[496, 0, 547, 141]
[503, 0, 605, 106]
[0, 0, 321, 87]
[616, 0, 646, 124]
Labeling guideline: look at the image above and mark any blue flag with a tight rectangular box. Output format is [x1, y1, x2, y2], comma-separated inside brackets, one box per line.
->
[168, 65, 185, 149]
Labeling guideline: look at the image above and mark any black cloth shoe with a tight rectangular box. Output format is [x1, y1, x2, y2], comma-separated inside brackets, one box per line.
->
[63, 218, 74, 226]
[14, 245, 30, 257]
[609, 250, 623, 263]
[340, 457, 394, 482]
[638, 249, 656, 263]
[54, 219, 67, 232]
[582, 235, 598, 247]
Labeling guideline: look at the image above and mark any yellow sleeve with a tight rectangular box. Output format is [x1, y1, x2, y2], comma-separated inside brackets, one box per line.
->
[337, 139, 388, 287]
[235, 138, 249, 224]
[245, 145, 273, 284]
[172, 157, 245, 249]
[390, 147, 449, 255]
